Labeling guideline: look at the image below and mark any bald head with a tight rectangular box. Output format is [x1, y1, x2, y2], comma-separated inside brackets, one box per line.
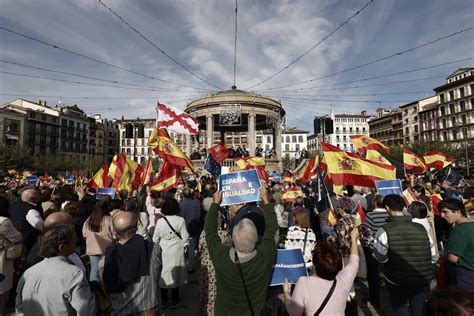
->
[21, 188, 40, 204]
[113, 211, 138, 239]
[44, 211, 73, 229]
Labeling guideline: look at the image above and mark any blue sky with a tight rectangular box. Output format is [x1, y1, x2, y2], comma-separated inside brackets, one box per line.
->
[1, 0, 473, 131]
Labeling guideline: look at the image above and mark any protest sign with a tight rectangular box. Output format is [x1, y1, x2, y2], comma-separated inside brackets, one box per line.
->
[218, 169, 261, 206]
[67, 175, 76, 185]
[96, 188, 116, 200]
[375, 179, 402, 197]
[270, 249, 308, 286]
[269, 172, 281, 183]
[25, 176, 38, 186]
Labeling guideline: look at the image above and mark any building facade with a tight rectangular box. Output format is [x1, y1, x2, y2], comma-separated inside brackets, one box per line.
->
[0, 108, 26, 147]
[59, 105, 90, 161]
[434, 68, 474, 143]
[117, 118, 157, 164]
[369, 108, 404, 147]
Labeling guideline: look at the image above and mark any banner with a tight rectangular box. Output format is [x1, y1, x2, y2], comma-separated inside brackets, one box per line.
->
[96, 188, 117, 200]
[218, 169, 261, 206]
[26, 176, 38, 186]
[270, 249, 308, 286]
[375, 179, 403, 197]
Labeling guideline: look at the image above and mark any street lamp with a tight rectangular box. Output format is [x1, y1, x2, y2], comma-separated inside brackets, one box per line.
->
[454, 122, 470, 177]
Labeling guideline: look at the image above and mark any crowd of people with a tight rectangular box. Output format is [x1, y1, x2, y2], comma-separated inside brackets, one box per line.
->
[0, 170, 473, 315]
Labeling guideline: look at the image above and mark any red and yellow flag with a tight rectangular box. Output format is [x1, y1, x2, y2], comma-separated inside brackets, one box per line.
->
[464, 198, 474, 213]
[431, 193, 443, 216]
[354, 202, 366, 227]
[209, 142, 231, 164]
[234, 156, 269, 183]
[110, 154, 144, 193]
[403, 150, 427, 174]
[321, 142, 396, 188]
[327, 208, 339, 226]
[350, 135, 390, 153]
[148, 128, 195, 172]
[423, 151, 455, 171]
[402, 187, 418, 206]
[148, 160, 180, 192]
[282, 186, 303, 202]
[88, 162, 109, 189]
[141, 156, 154, 186]
[366, 149, 393, 166]
[298, 155, 319, 184]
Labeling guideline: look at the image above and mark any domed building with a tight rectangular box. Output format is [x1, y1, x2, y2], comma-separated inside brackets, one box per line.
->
[184, 87, 285, 171]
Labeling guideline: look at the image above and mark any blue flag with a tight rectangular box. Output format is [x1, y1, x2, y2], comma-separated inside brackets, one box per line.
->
[205, 154, 221, 178]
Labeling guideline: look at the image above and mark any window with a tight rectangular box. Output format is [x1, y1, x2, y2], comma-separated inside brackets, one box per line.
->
[470, 84, 474, 95]
[336, 127, 340, 133]
[298, 136, 303, 142]
[460, 87, 465, 98]
[449, 103, 455, 114]
[362, 127, 366, 133]
[285, 144, 289, 151]
[286, 136, 290, 143]
[462, 114, 467, 125]
[292, 136, 297, 143]
[460, 100, 466, 111]
[295, 144, 300, 151]
[342, 127, 346, 133]
[405, 127, 409, 134]
[267, 136, 271, 143]
[440, 94, 445, 103]
[451, 117, 456, 127]
[349, 127, 353, 133]
[441, 107, 446, 116]
[414, 125, 418, 133]
[356, 127, 359, 133]
[442, 119, 446, 128]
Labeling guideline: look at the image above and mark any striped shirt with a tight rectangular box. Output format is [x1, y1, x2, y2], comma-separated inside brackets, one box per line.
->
[361, 208, 389, 250]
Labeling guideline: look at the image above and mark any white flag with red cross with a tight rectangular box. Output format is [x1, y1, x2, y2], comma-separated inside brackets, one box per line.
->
[157, 102, 200, 135]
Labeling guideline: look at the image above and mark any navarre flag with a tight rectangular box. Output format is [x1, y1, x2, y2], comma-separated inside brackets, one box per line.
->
[423, 151, 455, 171]
[157, 102, 200, 134]
[366, 149, 393, 166]
[282, 186, 303, 203]
[403, 150, 427, 174]
[350, 135, 390, 153]
[298, 155, 319, 184]
[354, 202, 366, 227]
[204, 154, 222, 178]
[88, 162, 109, 189]
[148, 160, 181, 192]
[148, 128, 195, 172]
[209, 142, 231, 164]
[234, 156, 269, 183]
[320, 142, 396, 188]
[141, 156, 154, 186]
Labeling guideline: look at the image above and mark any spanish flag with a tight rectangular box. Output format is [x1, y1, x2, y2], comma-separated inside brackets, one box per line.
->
[141, 156, 154, 186]
[88, 162, 109, 189]
[350, 135, 390, 153]
[366, 149, 393, 167]
[148, 160, 180, 192]
[111, 155, 144, 193]
[423, 151, 455, 171]
[234, 156, 269, 183]
[282, 186, 303, 202]
[354, 202, 366, 227]
[402, 187, 418, 206]
[327, 208, 339, 226]
[321, 142, 396, 188]
[432, 193, 443, 216]
[298, 155, 319, 184]
[284, 176, 295, 184]
[108, 154, 119, 180]
[403, 150, 427, 174]
[148, 128, 195, 172]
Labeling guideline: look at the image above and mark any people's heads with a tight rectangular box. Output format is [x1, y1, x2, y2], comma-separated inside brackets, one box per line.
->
[426, 288, 474, 316]
[118, 189, 129, 200]
[293, 196, 304, 207]
[62, 201, 80, 217]
[113, 211, 138, 239]
[293, 208, 310, 229]
[183, 188, 192, 199]
[150, 191, 163, 208]
[373, 194, 385, 209]
[21, 188, 40, 204]
[383, 194, 405, 214]
[313, 241, 343, 280]
[463, 186, 474, 199]
[232, 218, 258, 254]
[123, 198, 138, 213]
[161, 197, 180, 216]
[108, 199, 124, 213]
[408, 201, 428, 219]
[438, 198, 467, 224]
[338, 196, 355, 214]
[228, 203, 245, 215]
[412, 184, 425, 198]
[0, 196, 10, 218]
[44, 211, 73, 228]
[40, 224, 77, 258]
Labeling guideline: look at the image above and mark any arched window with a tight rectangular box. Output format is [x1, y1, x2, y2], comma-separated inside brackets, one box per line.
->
[286, 136, 290, 143]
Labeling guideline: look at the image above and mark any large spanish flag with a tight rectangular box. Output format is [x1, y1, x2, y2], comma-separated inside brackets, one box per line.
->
[321, 142, 396, 187]
[366, 149, 393, 166]
[141, 156, 154, 186]
[110, 154, 144, 193]
[350, 135, 390, 153]
[148, 128, 195, 172]
[403, 150, 427, 174]
[423, 151, 455, 171]
[282, 186, 303, 202]
[148, 160, 180, 192]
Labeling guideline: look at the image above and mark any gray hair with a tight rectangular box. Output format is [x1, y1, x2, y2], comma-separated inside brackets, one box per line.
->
[232, 218, 258, 253]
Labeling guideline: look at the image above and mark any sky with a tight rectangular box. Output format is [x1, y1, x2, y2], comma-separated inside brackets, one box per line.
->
[1, 0, 473, 131]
